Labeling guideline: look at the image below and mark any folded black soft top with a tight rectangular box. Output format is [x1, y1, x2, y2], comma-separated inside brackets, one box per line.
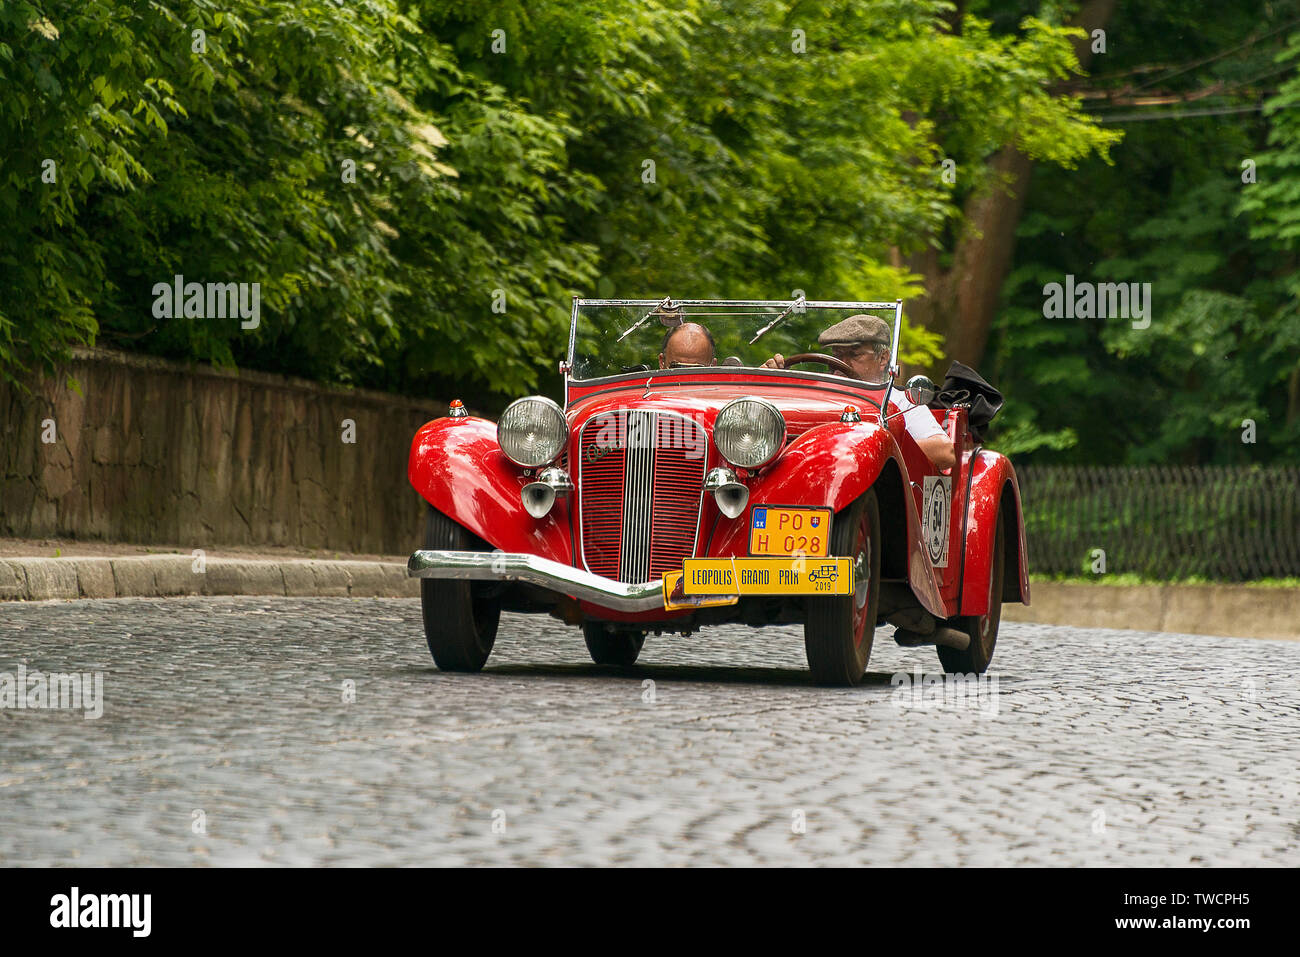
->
[929, 360, 1004, 439]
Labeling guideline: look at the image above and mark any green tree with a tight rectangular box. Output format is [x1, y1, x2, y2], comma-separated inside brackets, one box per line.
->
[985, 0, 1300, 464]
[0, 0, 1124, 409]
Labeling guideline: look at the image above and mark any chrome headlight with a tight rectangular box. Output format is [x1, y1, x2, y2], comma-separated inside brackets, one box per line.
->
[498, 396, 567, 468]
[713, 398, 785, 469]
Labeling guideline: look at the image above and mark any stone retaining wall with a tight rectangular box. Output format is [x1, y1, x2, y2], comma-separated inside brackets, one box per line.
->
[0, 349, 444, 555]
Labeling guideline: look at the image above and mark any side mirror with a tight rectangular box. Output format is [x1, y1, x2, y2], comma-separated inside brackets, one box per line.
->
[904, 374, 938, 406]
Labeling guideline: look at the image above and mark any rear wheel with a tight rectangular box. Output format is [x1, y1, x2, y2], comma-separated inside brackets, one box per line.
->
[937, 506, 1004, 675]
[804, 489, 882, 686]
[421, 505, 501, 672]
[582, 622, 646, 666]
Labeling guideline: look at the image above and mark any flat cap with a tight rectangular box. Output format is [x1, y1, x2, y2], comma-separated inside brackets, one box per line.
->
[817, 313, 892, 349]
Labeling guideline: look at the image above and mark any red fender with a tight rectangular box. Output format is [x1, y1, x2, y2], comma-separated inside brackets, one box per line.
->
[958, 450, 1031, 616]
[707, 421, 947, 618]
[408, 417, 574, 564]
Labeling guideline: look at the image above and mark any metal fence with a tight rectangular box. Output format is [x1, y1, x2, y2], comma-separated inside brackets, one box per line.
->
[1017, 466, 1300, 581]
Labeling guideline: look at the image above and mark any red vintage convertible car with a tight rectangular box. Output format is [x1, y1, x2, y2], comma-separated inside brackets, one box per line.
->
[407, 298, 1030, 685]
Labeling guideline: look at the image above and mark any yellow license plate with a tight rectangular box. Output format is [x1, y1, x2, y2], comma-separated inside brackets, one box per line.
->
[748, 506, 831, 557]
[681, 558, 853, 596]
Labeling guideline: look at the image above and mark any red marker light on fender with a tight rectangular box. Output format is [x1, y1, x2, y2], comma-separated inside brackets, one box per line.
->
[448, 399, 467, 418]
[841, 405, 861, 423]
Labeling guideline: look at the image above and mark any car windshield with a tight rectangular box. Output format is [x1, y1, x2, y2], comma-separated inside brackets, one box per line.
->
[568, 299, 900, 381]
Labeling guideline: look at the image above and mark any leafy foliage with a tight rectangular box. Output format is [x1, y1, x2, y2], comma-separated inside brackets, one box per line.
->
[1, 0, 1116, 408]
[986, 0, 1300, 465]
[0, 0, 596, 399]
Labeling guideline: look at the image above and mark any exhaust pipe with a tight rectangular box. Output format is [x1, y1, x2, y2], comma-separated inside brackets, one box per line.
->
[893, 625, 971, 651]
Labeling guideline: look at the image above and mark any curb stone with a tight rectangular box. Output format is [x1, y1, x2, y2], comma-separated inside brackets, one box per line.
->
[19, 559, 80, 601]
[2, 559, 1293, 640]
[74, 558, 117, 598]
[0, 557, 419, 601]
[1003, 582, 1300, 641]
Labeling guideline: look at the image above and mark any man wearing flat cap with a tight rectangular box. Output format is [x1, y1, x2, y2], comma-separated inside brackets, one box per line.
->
[763, 314, 956, 470]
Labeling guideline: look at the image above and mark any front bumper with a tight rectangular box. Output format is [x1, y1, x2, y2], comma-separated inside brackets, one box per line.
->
[407, 549, 667, 612]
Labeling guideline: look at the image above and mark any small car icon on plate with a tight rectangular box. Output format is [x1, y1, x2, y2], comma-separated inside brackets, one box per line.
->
[807, 564, 839, 582]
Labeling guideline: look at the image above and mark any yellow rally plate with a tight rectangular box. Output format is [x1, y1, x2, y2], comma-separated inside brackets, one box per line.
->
[681, 558, 854, 597]
[748, 507, 831, 557]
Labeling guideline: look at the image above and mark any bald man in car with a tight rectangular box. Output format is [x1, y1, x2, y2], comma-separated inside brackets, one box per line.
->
[659, 322, 717, 369]
[764, 314, 956, 470]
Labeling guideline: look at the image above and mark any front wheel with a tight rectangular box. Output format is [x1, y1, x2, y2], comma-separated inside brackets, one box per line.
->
[937, 505, 1004, 675]
[582, 622, 646, 666]
[421, 505, 501, 672]
[804, 489, 882, 686]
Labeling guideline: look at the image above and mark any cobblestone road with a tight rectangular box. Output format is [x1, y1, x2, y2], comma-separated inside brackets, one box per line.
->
[2, 597, 1297, 866]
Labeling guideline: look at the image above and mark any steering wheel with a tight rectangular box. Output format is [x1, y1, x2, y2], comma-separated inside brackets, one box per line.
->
[782, 352, 857, 376]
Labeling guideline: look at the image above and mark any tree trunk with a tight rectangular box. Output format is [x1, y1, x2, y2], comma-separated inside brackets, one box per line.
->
[910, 0, 1119, 374]
[1288, 363, 1300, 428]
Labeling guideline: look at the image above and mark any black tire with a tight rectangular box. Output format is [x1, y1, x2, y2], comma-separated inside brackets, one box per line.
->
[937, 505, 1004, 675]
[582, 621, 646, 666]
[804, 489, 882, 686]
[421, 505, 501, 672]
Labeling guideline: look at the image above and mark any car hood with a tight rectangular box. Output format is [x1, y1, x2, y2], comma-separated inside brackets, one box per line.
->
[567, 376, 886, 436]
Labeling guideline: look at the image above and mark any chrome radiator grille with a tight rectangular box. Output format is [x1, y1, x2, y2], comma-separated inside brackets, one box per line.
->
[578, 410, 707, 584]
